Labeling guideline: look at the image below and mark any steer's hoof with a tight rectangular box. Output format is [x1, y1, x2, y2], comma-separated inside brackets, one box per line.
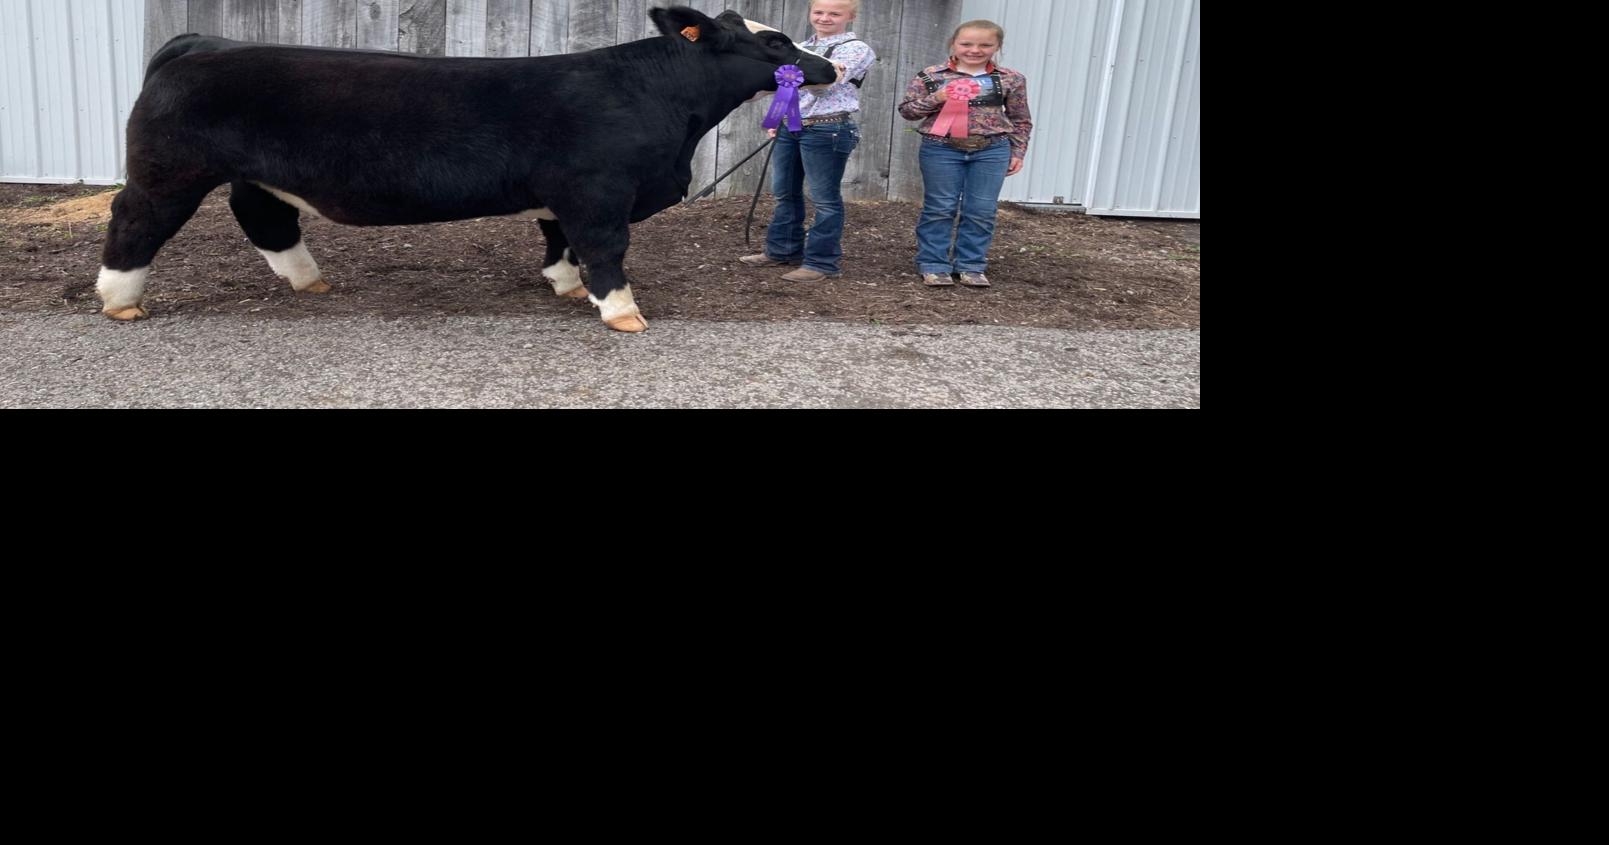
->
[561, 286, 590, 300]
[299, 280, 333, 294]
[606, 314, 649, 333]
[104, 306, 148, 321]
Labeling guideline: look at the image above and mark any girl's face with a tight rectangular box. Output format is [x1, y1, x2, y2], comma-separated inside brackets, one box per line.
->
[952, 28, 1001, 67]
[811, 1, 855, 37]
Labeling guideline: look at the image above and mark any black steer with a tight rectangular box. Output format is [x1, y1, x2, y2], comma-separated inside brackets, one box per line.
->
[97, 7, 838, 332]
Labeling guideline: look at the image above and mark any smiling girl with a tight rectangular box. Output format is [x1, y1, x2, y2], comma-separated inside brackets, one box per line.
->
[899, 20, 1033, 288]
[739, 0, 877, 283]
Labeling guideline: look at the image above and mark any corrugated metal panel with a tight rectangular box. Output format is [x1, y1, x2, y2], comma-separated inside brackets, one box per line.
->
[962, 0, 1199, 218]
[960, 0, 1110, 208]
[0, 0, 144, 185]
[1085, 0, 1199, 217]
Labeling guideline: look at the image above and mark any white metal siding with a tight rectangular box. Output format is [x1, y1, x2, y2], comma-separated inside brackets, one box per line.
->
[962, 0, 1199, 218]
[1, 0, 144, 185]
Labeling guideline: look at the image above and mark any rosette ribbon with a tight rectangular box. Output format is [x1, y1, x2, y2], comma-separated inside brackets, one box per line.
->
[931, 78, 982, 138]
[762, 65, 807, 132]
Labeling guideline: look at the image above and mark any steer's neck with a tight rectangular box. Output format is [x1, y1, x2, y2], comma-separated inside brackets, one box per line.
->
[705, 55, 787, 128]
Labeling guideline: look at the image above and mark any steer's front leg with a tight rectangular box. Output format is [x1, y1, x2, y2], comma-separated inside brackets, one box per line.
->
[588, 263, 648, 333]
[554, 213, 647, 333]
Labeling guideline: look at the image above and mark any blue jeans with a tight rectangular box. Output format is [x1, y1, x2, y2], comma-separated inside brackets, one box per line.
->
[915, 137, 1011, 275]
[766, 122, 860, 275]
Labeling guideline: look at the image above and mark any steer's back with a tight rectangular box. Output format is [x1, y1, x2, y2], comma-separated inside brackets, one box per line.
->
[131, 39, 610, 225]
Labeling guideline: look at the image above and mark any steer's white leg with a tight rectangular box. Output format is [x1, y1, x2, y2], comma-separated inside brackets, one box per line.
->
[594, 286, 647, 333]
[98, 266, 150, 321]
[257, 241, 331, 294]
[543, 248, 588, 299]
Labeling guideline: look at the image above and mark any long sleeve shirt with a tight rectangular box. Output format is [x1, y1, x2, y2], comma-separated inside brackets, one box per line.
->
[799, 32, 876, 118]
[899, 62, 1034, 161]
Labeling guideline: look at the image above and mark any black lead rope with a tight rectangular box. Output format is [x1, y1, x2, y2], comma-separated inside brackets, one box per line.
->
[745, 138, 777, 247]
[683, 136, 776, 207]
[686, 43, 868, 243]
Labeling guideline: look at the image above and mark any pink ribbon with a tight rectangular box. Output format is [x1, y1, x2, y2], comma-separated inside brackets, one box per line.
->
[931, 79, 982, 138]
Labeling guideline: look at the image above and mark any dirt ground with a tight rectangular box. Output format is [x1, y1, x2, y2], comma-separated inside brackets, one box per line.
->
[0, 183, 1198, 330]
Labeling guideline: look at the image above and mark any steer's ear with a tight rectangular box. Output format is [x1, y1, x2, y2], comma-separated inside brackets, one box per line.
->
[651, 7, 719, 44]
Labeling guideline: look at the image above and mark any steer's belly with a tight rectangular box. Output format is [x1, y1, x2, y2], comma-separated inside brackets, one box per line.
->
[252, 183, 532, 227]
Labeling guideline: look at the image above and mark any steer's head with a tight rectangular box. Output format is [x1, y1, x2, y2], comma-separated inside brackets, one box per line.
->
[652, 7, 840, 89]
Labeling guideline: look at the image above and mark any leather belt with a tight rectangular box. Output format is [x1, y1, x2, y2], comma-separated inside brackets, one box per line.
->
[923, 133, 1002, 152]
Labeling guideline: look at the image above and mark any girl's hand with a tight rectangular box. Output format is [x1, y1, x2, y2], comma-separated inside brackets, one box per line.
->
[1008, 157, 1024, 176]
[768, 128, 778, 139]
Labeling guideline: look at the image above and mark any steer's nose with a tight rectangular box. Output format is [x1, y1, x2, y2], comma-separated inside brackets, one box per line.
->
[799, 54, 838, 88]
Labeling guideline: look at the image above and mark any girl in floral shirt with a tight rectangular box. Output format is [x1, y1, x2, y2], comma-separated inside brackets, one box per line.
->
[899, 20, 1032, 288]
[739, 0, 876, 283]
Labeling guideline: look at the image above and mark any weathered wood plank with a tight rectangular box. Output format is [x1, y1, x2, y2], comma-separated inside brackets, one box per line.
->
[529, 0, 566, 56]
[888, 0, 960, 202]
[355, 0, 400, 51]
[400, 0, 449, 55]
[146, 0, 189, 63]
[484, 0, 531, 58]
[781, 0, 812, 40]
[302, 0, 356, 47]
[190, 0, 284, 42]
[568, 0, 616, 53]
[442, 0, 485, 56]
[276, 0, 304, 44]
[838, 0, 899, 200]
[615, 0, 657, 45]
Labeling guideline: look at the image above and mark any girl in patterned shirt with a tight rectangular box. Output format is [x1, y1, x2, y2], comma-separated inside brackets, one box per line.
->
[899, 20, 1033, 288]
[739, 0, 877, 283]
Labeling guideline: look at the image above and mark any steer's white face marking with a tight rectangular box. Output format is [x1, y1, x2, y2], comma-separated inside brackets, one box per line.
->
[254, 183, 325, 219]
[517, 208, 558, 221]
[257, 241, 324, 290]
[542, 249, 584, 295]
[97, 266, 149, 310]
[593, 286, 641, 322]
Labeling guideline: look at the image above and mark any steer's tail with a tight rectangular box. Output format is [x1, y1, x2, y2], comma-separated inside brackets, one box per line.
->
[145, 33, 212, 82]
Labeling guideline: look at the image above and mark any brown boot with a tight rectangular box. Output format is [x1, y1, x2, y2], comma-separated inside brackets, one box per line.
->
[739, 254, 794, 267]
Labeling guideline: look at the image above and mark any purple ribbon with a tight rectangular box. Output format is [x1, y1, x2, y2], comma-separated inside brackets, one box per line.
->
[762, 65, 806, 132]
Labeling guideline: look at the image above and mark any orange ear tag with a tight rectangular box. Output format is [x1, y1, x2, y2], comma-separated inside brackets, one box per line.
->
[681, 26, 701, 42]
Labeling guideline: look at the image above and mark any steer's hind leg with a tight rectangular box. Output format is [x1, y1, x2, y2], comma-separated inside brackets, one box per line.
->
[98, 181, 212, 320]
[229, 181, 329, 294]
[538, 218, 588, 300]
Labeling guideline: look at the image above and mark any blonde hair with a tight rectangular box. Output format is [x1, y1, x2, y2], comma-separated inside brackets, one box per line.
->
[950, 19, 1005, 51]
[811, 0, 860, 15]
